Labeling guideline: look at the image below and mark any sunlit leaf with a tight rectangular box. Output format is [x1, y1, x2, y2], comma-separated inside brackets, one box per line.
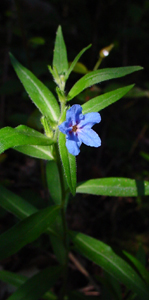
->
[10, 53, 60, 122]
[65, 45, 91, 79]
[0, 125, 54, 154]
[53, 25, 68, 75]
[82, 85, 134, 114]
[77, 178, 149, 197]
[68, 66, 143, 100]
[15, 144, 54, 160]
[58, 131, 76, 196]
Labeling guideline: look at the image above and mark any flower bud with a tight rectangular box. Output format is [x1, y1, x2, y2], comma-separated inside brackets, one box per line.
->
[99, 44, 114, 58]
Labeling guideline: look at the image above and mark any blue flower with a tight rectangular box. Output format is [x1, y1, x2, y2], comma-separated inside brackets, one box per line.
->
[58, 104, 101, 156]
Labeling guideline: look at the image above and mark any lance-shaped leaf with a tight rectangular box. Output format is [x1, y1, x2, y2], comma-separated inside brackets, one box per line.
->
[0, 185, 58, 241]
[0, 270, 57, 300]
[0, 270, 27, 288]
[65, 44, 91, 80]
[0, 206, 59, 260]
[10, 53, 60, 122]
[76, 177, 149, 197]
[123, 251, 149, 286]
[70, 231, 149, 300]
[82, 85, 134, 114]
[53, 25, 68, 75]
[14, 144, 54, 160]
[46, 160, 62, 205]
[58, 131, 76, 196]
[6, 266, 62, 300]
[68, 66, 143, 100]
[0, 184, 38, 220]
[0, 125, 54, 154]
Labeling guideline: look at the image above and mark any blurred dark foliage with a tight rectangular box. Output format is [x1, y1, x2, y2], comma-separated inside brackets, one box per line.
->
[0, 0, 149, 296]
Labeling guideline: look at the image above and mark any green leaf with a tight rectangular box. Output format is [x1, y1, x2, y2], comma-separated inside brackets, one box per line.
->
[104, 271, 122, 300]
[123, 251, 149, 286]
[0, 125, 54, 154]
[0, 270, 27, 288]
[46, 160, 62, 205]
[58, 131, 76, 196]
[0, 270, 57, 300]
[97, 271, 122, 300]
[136, 244, 146, 266]
[65, 44, 91, 79]
[29, 36, 45, 46]
[0, 206, 59, 260]
[68, 291, 101, 300]
[53, 25, 68, 75]
[70, 231, 149, 300]
[14, 144, 54, 160]
[10, 53, 60, 122]
[76, 178, 149, 197]
[0, 184, 59, 248]
[50, 234, 66, 265]
[82, 85, 134, 114]
[71, 62, 89, 75]
[0, 184, 38, 220]
[7, 266, 61, 300]
[140, 151, 149, 162]
[68, 66, 143, 100]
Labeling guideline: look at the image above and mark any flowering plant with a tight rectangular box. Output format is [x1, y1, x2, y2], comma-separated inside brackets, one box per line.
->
[0, 26, 149, 300]
[59, 104, 101, 155]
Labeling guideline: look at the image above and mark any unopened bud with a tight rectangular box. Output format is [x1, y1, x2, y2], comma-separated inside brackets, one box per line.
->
[99, 44, 114, 58]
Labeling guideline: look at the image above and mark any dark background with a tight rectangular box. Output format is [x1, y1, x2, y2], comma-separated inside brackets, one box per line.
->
[0, 0, 149, 297]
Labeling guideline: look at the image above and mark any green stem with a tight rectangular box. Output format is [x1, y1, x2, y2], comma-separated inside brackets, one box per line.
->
[54, 144, 69, 300]
[93, 57, 103, 71]
[59, 203, 69, 300]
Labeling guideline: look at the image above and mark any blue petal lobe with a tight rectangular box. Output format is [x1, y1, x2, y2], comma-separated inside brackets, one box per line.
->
[59, 121, 70, 134]
[66, 104, 83, 125]
[79, 112, 101, 129]
[78, 128, 101, 147]
[66, 139, 81, 156]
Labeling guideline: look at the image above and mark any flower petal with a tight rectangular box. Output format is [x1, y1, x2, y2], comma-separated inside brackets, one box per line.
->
[59, 121, 71, 134]
[66, 138, 81, 156]
[66, 104, 83, 125]
[78, 128, 101, 147]
[79, 112, 101, 129]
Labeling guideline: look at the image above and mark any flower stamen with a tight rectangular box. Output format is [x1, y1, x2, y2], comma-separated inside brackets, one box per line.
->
[72, 125, 78, 132]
